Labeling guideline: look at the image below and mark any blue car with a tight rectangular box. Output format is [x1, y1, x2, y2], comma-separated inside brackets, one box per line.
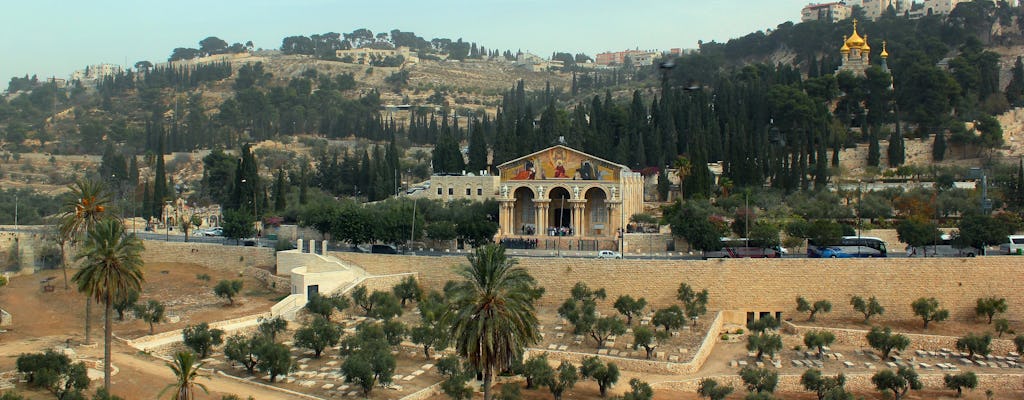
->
[809, 247, 852, 258]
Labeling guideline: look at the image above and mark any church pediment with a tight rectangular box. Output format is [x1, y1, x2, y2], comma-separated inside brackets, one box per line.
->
[497, 145, 626, 182]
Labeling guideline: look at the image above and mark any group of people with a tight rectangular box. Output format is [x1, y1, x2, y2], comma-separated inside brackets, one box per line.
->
[500, 237, 538, 249]
[547, 226, 574, 236]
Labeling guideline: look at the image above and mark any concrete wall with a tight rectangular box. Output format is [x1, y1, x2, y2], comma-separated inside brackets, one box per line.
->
[655, 372, 1024, 393]
[141, 240, 276, 271]
[328, 253, 1024, 325]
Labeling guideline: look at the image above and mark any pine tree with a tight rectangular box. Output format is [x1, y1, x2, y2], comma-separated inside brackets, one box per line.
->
[466, 118, 489, 173]
[932, 131, 947, 162]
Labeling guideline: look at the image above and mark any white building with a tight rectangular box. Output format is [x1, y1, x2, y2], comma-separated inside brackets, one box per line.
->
[802, 2, 853, 23]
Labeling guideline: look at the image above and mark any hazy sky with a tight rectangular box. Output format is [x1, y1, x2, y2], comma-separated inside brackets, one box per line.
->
[1, 0, 813, 83]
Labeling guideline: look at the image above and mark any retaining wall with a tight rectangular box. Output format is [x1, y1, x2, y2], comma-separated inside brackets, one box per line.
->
[783, 321, 1021, 355]
[655, 372, 1024, 393]
[328, 253, 1024, 325]
[141, 240, 276, 271]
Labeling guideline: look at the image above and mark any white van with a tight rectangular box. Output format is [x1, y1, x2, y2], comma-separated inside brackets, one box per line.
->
[597, 250, 622, 259]
[999, 235, 1024, 255]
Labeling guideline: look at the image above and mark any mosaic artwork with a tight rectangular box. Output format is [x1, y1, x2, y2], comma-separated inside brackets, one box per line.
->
[501, 147, 620, 181]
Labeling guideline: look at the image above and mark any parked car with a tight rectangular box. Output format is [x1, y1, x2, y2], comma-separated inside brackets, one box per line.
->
[370, 244, 399, 254]
[597, 250, 622, 259]
[811, 247, 853, 258]
[200, 227, 223, 237]
[999, 235, 1024, 255]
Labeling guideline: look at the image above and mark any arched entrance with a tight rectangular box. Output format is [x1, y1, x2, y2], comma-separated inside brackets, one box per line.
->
[584, 187, 609, 236]
[548, 187, 572, 236]
[512, 187, 536, 235]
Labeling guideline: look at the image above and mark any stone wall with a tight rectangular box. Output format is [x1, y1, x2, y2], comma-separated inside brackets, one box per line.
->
[328, 253, 1024, 325]
[526, 312, 725, 375]
[141, 240, 276, 272]
[784, 321, 1021, 355]
[655, 372, 1024, 393]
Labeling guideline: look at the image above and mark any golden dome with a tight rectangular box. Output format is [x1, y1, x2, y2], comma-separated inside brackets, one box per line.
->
[841, 36, 850, 53]
[862, 35, 871, 51]
[880, 40, 889, 58]
[844, 19, 866, 50]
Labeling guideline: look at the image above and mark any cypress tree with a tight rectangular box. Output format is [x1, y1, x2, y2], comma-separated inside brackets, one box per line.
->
[866, 128, 880, 167]
[299, 163, 309, 205]
[887, 128, 905, 167]
[274, 168, 287, 212]
[466, 118, 489, 173]
[153, 136, 167, 217]
[933, 131, 947, 162]
[141, 179, 152, 220]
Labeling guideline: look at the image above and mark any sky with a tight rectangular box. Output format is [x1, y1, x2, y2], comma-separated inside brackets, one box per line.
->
[1, 0, 813, 83]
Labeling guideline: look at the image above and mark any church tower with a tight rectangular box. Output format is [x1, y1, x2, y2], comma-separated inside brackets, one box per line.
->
[835, 19, 889, 77]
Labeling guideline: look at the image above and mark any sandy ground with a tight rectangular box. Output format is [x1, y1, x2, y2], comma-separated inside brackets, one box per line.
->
[3, 262, 1022, 399]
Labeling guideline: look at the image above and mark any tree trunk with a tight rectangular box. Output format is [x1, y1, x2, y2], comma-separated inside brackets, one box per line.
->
[60, 241, 69, 290]
[86, 298, 92, 345]
[482, 368, 492, 400]
[104, 298, 112, 390]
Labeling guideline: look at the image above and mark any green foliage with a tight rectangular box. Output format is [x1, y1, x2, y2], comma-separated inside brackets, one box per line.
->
[224, 334, 267, 375]
[16, 350, 90, 399]
[944, 372, 978, 397]
[444, 244, 542, 400]
[620, 378, 654, 400]
[955, 333, 992, 358]
[975, 297, 1007, 324]
[221, 209, 256, 242]
[697, 378, 734, 400]
[803, 331, 836, 359]
[739, 366, 778, 394]
[392, 275, 423, 307]
[182, 322, 224, 358]
[746, 315, 780, 334]
[866, 326, 910, 361]
[214, 279, 244, 305]
[651, 305, 686, 333]
[801, 369, 847, 400]
[896, 218, 942, 249]
[994, 319, 1012, 338]
[612, 295, 647, 325]
[911, 297, 949, 329]
[662, 200, 724, 253]
[340, 325, 395, 396]
[796, 297, 832, 321]
[540, 362, 577, 400]
[365, 290, 402, 320]
[872, 367, 922, 400]
[746, 332, 783, 361]
[850, 296, 885, 323]
[303, 293, 350, 321]
[632, 326, 669, 360]
[257, 316, 288, 341]
[520, 354, 553, 390]
[558, 282, 623, 348]
[255, 342, 293, 383]
[294, 316, 341, 358]
[677, 283, 710, 324]
[112, 289, 139, 321]
[580, 356, 619, 397]
[410, 291, 449, 358]
[132, 300, 166, 334]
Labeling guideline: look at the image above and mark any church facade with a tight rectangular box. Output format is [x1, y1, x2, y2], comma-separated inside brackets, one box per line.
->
[493, 145, 644, 251]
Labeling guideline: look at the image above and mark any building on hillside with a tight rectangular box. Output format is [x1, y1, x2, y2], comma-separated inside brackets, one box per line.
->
[802, 2, 853, 22]
[334, 46, 419, 65]
[425, 173, 501, 202]
[908, 0, 982, 18]
[493, 145, 643, 251]
[69, 64, 123, 86]
[595, 49, 659, 66]
[835, 19, 891, 76]
[514, 52, 564, 72]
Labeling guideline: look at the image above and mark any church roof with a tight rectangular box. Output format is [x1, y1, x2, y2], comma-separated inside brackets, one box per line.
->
[495, 145, 629, 172]
[843, 19, 867, 51]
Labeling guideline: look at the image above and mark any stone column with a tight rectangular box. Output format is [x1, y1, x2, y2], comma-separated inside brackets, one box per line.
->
[297, 238, 304, 253]
[534, 200, 550, 236]
[570, 201, 586, 237]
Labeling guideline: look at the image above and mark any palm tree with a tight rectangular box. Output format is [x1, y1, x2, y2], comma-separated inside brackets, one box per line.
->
[72, 218, 144, 391]
[445, 244, 542, 400]
[161, 351, 208, 400]
[57, 179, 112, 344]
[674, 155, 692, 199]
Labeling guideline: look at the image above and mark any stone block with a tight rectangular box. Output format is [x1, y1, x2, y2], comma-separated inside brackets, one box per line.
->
[322, 384, 334, 390]
[960, 358, 974, 365]
[411, 370, 424, 376]
[738, 360, 748, 367]
[557, 345, 568, 351]
[422, 364, 434, 371]
[918, 363, 931, 369]
[792, 360, 803, 367]
[729, 360, 738, 367]
[844, 361, 855, 368]
[656, 351, 666, 359]
[548, 344, 558, 350]
[669, 355, 680, 362]
[598, 349, 608, 355]
[755, 361, 764, 368]
[772, 360, 782, 368]
[402, 375, 416, 381]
